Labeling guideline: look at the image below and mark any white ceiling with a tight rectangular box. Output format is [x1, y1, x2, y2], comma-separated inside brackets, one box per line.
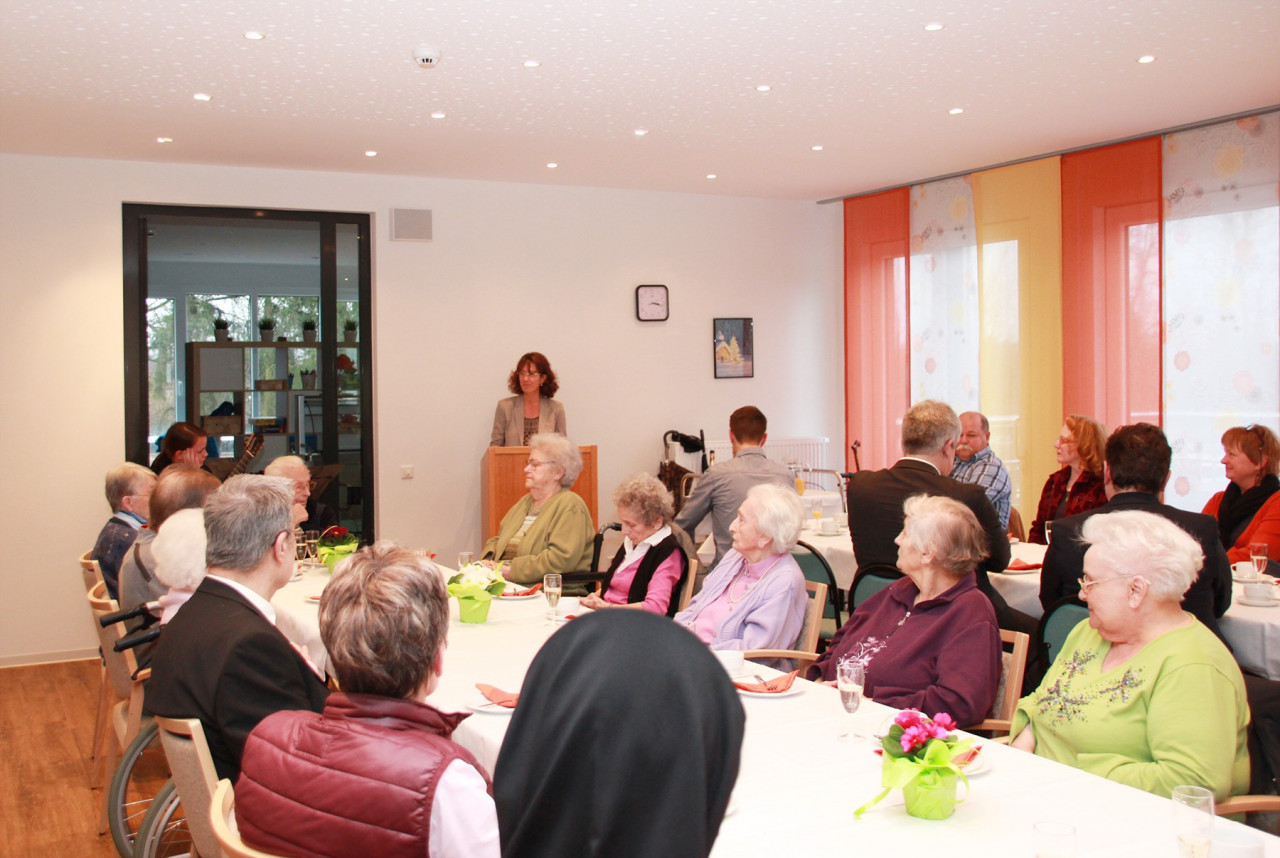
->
[2, 0, 1277, 201]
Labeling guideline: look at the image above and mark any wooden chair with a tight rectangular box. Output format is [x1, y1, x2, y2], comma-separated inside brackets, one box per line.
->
[212, 778, 293, 858]
[964, 629, 1031, 736]
[83, 551, 111, 785]
[1007, 507, 1026, 543]
[677, 557, 699, 613]
[151, 716, 222, 858]
[1215, 795, 1280, 834]
[743, 580, 828, 671]
[81, 549, 105, 591]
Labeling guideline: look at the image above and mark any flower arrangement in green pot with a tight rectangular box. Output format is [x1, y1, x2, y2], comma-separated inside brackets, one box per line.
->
[855, 710, 975, 820]
[316, 526, 358, 572]
[446, 562, 508, 624]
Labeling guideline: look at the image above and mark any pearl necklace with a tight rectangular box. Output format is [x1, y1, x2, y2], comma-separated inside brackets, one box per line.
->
[728, 554, 785, 604]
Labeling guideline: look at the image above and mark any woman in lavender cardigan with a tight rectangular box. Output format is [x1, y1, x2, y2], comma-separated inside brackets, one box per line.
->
[674, 483, 807, 657]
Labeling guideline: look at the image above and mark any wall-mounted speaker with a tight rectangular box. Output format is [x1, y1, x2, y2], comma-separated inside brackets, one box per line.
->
[390, 208, 433, 242]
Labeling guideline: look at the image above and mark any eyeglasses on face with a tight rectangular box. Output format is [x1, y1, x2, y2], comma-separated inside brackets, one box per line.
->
[518, 370, 543, 378]
[525, 459, 554, 469]
[1077, 574, 1130, 596]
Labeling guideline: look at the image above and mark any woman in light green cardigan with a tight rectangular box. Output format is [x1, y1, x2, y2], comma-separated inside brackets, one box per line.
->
[482, 433, 593, 585]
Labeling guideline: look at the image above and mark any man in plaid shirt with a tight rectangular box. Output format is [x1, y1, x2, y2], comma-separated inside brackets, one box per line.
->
[950, 411, 1012, 529]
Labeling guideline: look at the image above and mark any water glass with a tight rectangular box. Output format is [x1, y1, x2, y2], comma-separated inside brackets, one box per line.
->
[1171, 785, 1214, 857]
[1032, 821, 1075, 857]
[835, 660, 865, 740]
[457, 551, 475, 568]
[1249, 542, 1268, 577]
[303, 530, 319, 561]
[543, 573, 562, 620]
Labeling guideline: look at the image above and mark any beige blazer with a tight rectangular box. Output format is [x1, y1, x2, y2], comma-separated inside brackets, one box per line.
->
[490, 395, 567, 446]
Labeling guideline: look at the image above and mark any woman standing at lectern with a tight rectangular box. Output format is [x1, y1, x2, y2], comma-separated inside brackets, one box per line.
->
[490, 352, 567, 447]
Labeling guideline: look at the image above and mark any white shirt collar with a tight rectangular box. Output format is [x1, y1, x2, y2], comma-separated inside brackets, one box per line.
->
[207, 573, 277, 625]
[899, 455, 942, 475]
[621, 524, 672, 566]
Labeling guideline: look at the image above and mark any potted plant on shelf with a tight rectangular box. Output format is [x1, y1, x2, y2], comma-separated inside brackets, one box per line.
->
[343, 318, 358, 344]
[213, 317, 230, 342]
[302, 319, 317, 343]
[258, 317, 276, 342]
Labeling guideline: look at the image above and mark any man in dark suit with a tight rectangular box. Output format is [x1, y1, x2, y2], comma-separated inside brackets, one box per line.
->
[1040, 422, 1232, 639]
[146, 474, 329, 782]
[846, 400, 1029, 634]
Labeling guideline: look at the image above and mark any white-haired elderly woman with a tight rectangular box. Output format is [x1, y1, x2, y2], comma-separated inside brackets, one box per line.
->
[673, 483, 808, 655]
[580, 474, 689, 617]
[236, 542, 499, 857]
[1011, 510, 1250, 800]
[482, 433, 594, 585]
[151, 508, 211, 624]
[807, 494, 1001, 727]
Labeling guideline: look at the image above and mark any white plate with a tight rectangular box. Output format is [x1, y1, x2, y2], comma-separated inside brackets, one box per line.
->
[737, 685, 804, 699]
[1233, 574, 1267, 584]
[1237, 596, 1278, 608]
[467, 694, 516, 715]
[958, 752, 990, 778]
[499, 592, 541, 600]
[998, 566, 1040, 575]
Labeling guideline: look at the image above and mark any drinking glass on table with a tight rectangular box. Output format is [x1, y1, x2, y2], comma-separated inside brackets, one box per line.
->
[543, 573, 562, 620]
[458, 551, 475, 568]
[294, 528, 306, 562]
[1249, 543, 1268, 577]
[1171, 785, 1214, 858]
[835, 660, 865, 740]
[304, 530, 319, 561]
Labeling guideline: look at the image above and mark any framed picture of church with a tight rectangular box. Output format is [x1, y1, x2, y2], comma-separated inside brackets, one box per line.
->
[713, 317, 754, 379]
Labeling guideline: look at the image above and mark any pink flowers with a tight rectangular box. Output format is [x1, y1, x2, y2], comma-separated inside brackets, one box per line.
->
[892, 711, 958, 753]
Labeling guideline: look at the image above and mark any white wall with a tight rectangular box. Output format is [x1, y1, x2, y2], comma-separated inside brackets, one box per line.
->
[0, 153, 843, 665]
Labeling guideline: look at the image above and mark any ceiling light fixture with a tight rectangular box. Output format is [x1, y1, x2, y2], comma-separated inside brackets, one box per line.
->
[244, 30, 265, 40]
[156, 137, 173, 144]
[547, 162, 558, 169]
[949, 107, 964, 115]
[193, 93, 212, 102]
[431, 111, 446, 119]
[755, 84, 770, 92]
[1137, 55, 1156, 64]
[811, 145, 823, 151]
[365, 150, 377, 157]
[924, 22, 944, 31]
[706, 174, 717, 180]
[524, 59, 541, 68]
[634, 129, 648, 136]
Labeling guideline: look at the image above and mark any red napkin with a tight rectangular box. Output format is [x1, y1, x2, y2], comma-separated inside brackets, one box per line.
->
[953, 745, 983, 766]
[733, 670, 800, 694]
[504, 583, 542, 597]
[475, 683, 520, 708]
[1006, 558, 1042, 571]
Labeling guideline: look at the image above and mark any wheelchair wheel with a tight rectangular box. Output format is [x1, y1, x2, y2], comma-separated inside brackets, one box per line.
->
[106, 718, 168, 857]
[133, 779, 191, 858]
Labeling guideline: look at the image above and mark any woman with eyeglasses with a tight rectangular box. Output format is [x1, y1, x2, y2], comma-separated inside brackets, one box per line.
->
[490, 352, 567, 447]
[1028, 414, 1109, 544]
[1202, 423, 1280, 565]
[481, 433, 593, 585]
[1011, 510, 1249, 801]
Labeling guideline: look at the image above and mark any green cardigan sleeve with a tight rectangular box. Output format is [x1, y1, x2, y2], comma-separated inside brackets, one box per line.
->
[485, 491, 594, 585]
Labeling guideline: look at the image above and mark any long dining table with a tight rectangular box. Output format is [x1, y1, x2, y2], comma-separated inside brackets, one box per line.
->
[272, 570, 1279, 857]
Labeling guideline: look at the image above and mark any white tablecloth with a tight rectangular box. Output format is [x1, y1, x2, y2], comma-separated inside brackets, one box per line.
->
[270, 585, 1279, 856]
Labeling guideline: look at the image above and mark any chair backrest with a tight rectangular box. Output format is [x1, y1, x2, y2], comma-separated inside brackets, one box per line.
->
[792, 541, 843, 627]
[1007, 507, 1026, 543]
[88, 582, 139, 702]
[850, 565, 901, 610]
[155, 716, 222, 858]
[793, 580, 828, 654]
[678, 557, 699, 613]
[1215, 795, 1280, 832]
[81, 549, 104, 591]
[212, 779, 291, 858]
[965, 628, 1031, 735]
[1037, 597, 1089, 668]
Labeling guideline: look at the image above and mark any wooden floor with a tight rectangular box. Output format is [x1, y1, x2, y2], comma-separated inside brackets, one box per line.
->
[0, 658, 124, 858]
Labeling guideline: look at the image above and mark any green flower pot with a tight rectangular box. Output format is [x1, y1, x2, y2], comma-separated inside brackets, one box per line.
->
[457, 596, 492, 624]
[902, 770, 959, 820]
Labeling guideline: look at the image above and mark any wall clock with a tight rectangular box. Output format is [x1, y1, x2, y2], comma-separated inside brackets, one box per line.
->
[635, 284, 669, 321]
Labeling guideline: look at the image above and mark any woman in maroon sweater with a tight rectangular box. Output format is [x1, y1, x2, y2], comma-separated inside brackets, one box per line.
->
[1029, 414, 1109, 544]
[809, 495, 1001, 728]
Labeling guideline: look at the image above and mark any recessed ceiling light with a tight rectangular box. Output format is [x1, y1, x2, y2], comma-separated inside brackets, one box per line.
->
[244, 30, 265, 40]
[547, 162, 558, 169]
[365, 150, 377, 157]
[949, 107, 964, 115]
[924, 22, 944, 31]
[706, 174, 717, 180]
[811, 145, 823, 151]
[156, 137, 173, 144]
[1137, 55, 1156, 64]
[755, 84, 770, 92]
[634, 129, 648, 136]
[431, 111, 446, 119]
[193, 93, 212, 102]
[524, 59, 541, 68]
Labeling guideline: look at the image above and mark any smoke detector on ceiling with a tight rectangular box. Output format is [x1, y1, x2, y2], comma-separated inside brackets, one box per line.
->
[412, 45, 442, 69]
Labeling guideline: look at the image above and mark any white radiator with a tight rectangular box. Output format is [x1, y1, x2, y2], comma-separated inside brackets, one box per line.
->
[704, 436, 830, 474]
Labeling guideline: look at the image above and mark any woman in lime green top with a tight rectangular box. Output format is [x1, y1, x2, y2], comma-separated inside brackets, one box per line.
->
[1011, 509, 1250, 801]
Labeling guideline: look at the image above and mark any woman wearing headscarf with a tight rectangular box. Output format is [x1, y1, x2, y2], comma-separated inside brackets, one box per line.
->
[494, 610, 744, 858]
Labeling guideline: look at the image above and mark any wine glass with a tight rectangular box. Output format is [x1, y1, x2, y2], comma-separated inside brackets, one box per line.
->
[835, 660, 865, 740]
[304, 530, 319, 562]
[1171, 785, 1214, 858]
[1249, 542, 1268, 578]
[294, 528, 306, 562]
[543, 573, 562, 621]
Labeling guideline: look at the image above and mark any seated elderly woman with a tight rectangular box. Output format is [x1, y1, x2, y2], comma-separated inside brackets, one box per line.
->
[151, 508, 211, 624]
[482, 433, 594, 585]
[579, 473, 689, 616]
[807, 494, 1001, 728]
[1011, 510, 1250, 800]
[119, 465, 220, 614]
[236, 542, 500, 857]
[673, 483, 808, 655]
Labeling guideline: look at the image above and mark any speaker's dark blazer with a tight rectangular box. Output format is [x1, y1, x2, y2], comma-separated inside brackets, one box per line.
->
[145, 576, 329, 781]
[846, 458, 1014, 621]
[1039, 491, 1233, 640]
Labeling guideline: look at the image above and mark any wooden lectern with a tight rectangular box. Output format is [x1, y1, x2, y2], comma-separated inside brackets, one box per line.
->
[481, 446, 598, 544]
